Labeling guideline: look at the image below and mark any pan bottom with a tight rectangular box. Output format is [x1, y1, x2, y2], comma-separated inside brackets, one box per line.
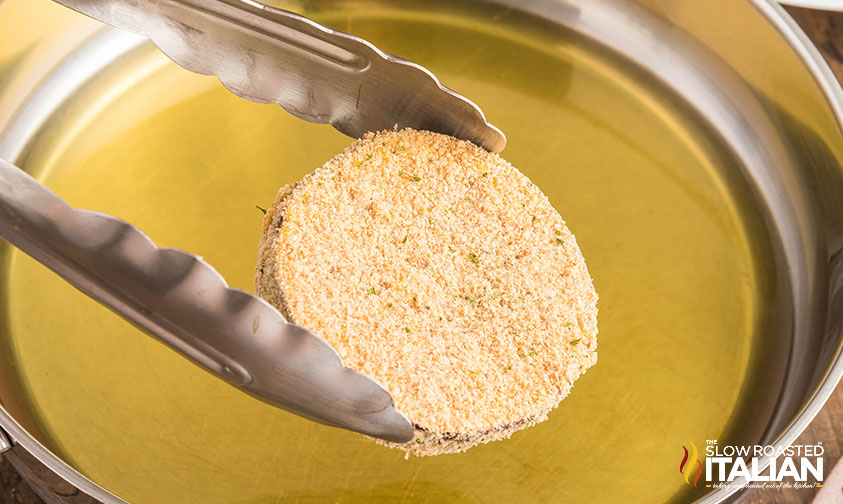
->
[1, 1, 782, 503]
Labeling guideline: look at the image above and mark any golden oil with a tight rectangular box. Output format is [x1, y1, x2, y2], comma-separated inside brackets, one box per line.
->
[2, 1, 773, 502]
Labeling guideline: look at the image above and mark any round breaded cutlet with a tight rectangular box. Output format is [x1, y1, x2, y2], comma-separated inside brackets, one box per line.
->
[256, 128, 598, 456]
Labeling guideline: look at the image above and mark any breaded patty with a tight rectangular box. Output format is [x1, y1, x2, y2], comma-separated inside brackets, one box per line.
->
[256, 128, 597, 456]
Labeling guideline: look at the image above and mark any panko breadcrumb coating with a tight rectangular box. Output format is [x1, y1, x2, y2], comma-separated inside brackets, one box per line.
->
[256, 128, 597, 456]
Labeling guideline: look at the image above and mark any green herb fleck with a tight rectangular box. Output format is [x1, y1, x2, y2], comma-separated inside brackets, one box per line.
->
[482, 172, 489, 177]
[416, 439, 424, 444]
[468, 253, 480, 264]
[565, 322, 574, 328]
[521, 203, 526, 208]
[402, 234, 408, 244]
[556, 238, 564, 245]
[367, 287, 377, 295]
[256, 205, 267, 215]
[556, 229, 562, 235]
[398, 169, 420, 182]
[403, 327, 411, 333]
[387, 303, 393, 308]
[355, 161, 362, 167]
[528, 347, 538, 356]
[531, 216, 537, 225]
[504, 365, 512, 372]
[366, 154, 373, 161]
[570, 338, 582, 346]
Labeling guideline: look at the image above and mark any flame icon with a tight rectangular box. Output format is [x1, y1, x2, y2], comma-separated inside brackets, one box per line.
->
[680, 442, 703, 487]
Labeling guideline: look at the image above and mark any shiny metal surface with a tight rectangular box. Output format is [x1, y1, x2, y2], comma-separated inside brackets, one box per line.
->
[0, 424, 11, 454]
[0, 157, 413, 443]
[778, 0, 843, 10]
[50, 0, 506, 152]
[0, 405, 127, 503]
[702, 0, 843, 500]
[0, 0, 842, 502]
[4, 443, 101, 503]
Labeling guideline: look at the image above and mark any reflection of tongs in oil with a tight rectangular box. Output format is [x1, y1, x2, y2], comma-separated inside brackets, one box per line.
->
[0, 0, 506, 443]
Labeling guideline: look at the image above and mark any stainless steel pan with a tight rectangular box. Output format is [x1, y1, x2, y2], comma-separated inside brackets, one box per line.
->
[0, 0, 842, 502]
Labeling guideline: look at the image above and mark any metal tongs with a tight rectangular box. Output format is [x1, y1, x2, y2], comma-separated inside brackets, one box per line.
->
[0, 0, 505, 443]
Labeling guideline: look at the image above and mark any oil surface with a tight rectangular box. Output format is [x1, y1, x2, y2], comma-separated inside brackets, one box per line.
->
[2, 1, 769, 503]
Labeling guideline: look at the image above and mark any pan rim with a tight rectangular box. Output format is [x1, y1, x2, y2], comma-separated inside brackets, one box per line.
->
[1, 1, 842, 503]
[696, 1, 843, 502]
[777, 0, 843, 11]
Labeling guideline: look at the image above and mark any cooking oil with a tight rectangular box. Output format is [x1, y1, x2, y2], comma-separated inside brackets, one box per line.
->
[1, 1, 775, 502]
